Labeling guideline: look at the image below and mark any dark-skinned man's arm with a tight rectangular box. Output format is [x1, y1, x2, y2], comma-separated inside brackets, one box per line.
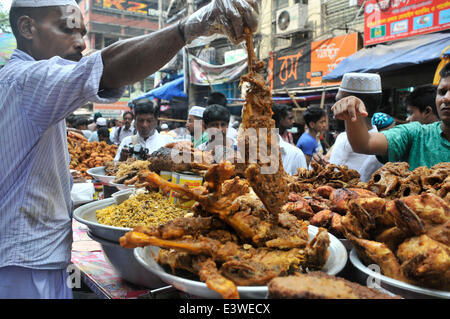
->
[100, 23, 184, 90]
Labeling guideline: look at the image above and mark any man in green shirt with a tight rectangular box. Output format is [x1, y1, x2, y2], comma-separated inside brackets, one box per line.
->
[331, 62, 450, 170]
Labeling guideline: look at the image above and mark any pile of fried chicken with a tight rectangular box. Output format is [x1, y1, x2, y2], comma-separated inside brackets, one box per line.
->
[279, 162, 450, 240]
[342, 191, 449, 290]
[119, 29, 332, 299]
[367, 162, 450, 203]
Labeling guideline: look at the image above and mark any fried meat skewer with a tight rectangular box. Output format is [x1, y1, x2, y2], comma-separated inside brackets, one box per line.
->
[238, 28, 290, 217]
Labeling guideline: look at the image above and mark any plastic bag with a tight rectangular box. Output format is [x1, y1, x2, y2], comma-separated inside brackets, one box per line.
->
[183, 0, 259, 44]
[71, 182, 95, 205]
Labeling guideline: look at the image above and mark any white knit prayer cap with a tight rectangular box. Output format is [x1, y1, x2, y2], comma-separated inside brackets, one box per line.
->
[339, 73, 382, 94]
[12, 0, 80, 7]
[188, 106, 205, 119]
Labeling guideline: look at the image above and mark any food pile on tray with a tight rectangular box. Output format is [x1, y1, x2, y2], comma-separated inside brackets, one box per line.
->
[367, 162, 450, 202]
[67, 131, 118, 178]
[119, 30, 334, 299]
[96, 191, 193, 229]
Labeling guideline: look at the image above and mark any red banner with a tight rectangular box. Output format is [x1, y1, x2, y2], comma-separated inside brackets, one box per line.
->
[364, 0, 450, 46]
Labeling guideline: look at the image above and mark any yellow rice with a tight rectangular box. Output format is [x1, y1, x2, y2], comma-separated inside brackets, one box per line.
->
[96, 192, 191, 228]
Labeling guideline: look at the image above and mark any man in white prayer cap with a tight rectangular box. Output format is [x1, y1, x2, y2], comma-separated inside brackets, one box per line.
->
[0, 0, 259, 298]
[186, 106, 209, 147]
[328, 73, 384, 182]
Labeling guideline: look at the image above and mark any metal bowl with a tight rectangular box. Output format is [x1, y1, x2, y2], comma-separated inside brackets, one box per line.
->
[87, 230, 166, 289]
[349, 249, 450, 299]
[134, 225, 348, 299]
[73, 198, 131, 242]
[86, 166, 116, 185]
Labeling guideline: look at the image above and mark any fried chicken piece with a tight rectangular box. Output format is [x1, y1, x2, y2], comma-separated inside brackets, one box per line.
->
[306, 197, 332, 213]
[346, 233, 409, 283]
[397, 235, 450, 290]
[281, 195, 315, 220]
[314, 186, 336, 199]
[198, 258, 240, 299]
[220, 247, 305, 286]
[304, 227, 330, 270]
[437, 176, 450, 204]
[423, 163, 450, 191]
[374, 226, 408, 252]
[123, 233, 324, 288]
[157, 249, 239, 299]
[131, 216, 229, 240]
[342, 197, 394, 240]
[309, 210, 334, 228]
[368, 162, 410, 198]
[386, 193, 450, 246]
[330, 213, 344, 238]
[330, 188, 378, 214]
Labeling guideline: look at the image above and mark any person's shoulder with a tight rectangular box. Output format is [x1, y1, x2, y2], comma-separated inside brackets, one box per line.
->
[283, 140, 305, 156]
[298, 132, 315, 143]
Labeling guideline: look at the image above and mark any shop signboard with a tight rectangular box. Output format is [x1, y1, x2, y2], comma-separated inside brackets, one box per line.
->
[271, 42, 311, 90]
[93, 0, 158, 16]
[364, 0, 450, 46]
[94, 101, 130, 119]
[310, 32, 360, 87]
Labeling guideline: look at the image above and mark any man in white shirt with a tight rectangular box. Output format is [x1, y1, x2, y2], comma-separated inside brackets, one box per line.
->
[329, 73, 384, 182]
[271, 105, 307, 175]
[115, 98, 174, 161]
[279, 135, 308, 176]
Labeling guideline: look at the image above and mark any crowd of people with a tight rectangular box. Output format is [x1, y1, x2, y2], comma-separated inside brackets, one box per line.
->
[65, 65, 449, 186]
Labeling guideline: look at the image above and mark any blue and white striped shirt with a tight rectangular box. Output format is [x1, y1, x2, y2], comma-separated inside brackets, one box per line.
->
[0, 49, 124, 269]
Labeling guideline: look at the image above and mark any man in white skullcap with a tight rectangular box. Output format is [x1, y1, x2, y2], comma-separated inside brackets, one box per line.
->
[186, 106, 209, 147]
[0, 0, 259, 298]
[332, 63, 450, 171]
[329, 73, 384, 182]
[88, 117, 108, 142]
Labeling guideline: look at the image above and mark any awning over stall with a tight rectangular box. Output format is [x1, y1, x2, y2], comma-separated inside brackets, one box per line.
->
[322, 32, 450, 82]
[131, 76, 187, 106]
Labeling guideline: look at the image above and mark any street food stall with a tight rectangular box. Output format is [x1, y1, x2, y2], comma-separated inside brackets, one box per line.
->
[69, 30, 450, 300]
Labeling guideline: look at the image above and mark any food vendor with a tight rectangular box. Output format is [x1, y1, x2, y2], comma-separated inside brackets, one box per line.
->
[331, 62, 450, 170]
[0, 0, 259, 298]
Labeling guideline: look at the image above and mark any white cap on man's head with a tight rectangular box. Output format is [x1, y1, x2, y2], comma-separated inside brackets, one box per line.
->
[188, 106, 205, 119]
[339, 73, 382, 94]
[12, 0, 79, 7]
[96, 117, 107, 126]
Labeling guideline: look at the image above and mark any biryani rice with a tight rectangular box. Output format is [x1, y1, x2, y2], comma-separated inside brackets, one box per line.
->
[96, 192, 191, 228]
